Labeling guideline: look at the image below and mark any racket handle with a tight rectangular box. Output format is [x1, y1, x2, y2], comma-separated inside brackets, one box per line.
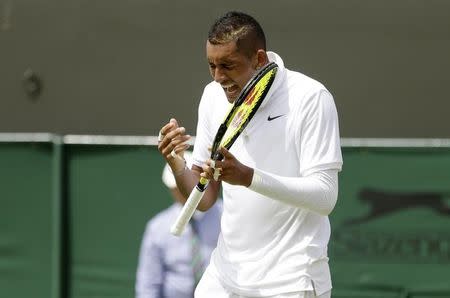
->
[170, 186, 205, 236]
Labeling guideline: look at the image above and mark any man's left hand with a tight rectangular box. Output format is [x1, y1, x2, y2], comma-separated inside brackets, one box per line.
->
[200, 147, 254, 187]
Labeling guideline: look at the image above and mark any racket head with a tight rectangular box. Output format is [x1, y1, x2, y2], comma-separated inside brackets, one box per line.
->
[210, 62, 278, 160]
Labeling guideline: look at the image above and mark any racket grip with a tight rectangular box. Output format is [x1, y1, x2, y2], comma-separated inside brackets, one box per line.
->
[170, 186, 205, 236]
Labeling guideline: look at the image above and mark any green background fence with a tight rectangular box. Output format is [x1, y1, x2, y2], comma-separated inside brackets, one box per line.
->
[1, 136, 449, 298]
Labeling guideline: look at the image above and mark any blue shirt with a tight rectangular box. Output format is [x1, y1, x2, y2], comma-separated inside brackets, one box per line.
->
[135, 201, 222, 298]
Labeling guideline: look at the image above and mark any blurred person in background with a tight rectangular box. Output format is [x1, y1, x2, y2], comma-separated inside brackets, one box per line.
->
[135, 151, 222, 298]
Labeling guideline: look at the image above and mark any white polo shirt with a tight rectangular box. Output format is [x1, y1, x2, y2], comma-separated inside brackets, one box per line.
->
[192, 52, 343, 296]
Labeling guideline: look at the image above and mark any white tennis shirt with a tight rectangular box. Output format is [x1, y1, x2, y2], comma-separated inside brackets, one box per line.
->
[191, 52, 343, 296]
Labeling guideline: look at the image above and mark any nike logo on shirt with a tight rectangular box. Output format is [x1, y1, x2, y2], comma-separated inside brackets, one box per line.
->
[267, 114, 285, 121]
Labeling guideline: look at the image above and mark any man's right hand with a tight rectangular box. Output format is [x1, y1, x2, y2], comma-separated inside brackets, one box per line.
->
[157, 118, 191, 173]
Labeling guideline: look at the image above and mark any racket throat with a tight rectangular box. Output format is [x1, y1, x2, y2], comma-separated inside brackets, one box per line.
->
[197, 177, 209, 192]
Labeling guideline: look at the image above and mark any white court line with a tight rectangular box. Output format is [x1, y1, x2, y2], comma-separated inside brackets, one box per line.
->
[1, 133, 450, 147]
[63, 135, 159, 145]
[0, 133, 54, 142]
[340, 138, 450, 148]
[63, 135, 196, 146]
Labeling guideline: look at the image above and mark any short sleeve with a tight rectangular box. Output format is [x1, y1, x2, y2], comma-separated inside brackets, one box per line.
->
[297, 89, 343, 176]
[192, 83, 231, 168]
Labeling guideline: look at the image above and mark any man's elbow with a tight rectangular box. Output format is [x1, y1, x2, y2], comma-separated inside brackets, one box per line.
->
[317, 171, 339, 216]
[316, 184, 338, 216]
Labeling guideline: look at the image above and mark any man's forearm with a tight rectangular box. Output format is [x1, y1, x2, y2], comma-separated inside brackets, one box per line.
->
[174, 166, 219, 211]
[249, 169, 339, 216]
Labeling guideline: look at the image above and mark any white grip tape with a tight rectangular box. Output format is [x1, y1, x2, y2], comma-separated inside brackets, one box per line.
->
[213, 169, 220, 181]
[210, 160, 221, 181]
[170, 187, 205, 236]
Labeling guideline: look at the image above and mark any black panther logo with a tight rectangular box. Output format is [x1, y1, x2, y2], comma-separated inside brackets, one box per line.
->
[344, 188, 450, 225]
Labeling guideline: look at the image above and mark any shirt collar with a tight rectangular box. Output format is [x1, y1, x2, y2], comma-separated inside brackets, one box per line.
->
[257, 51, 286, 110]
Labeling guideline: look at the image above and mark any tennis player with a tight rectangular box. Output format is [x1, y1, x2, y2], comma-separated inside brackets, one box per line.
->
[157, 11, 342, 298]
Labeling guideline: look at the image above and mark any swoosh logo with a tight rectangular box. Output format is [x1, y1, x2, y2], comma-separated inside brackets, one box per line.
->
[267, 114, 285, 121]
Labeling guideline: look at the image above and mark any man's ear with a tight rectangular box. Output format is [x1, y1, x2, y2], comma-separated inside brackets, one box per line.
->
[255, 49, 269, 69]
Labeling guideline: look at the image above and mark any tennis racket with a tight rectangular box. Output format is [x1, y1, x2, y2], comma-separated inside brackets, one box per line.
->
[170, 62, 278, 236]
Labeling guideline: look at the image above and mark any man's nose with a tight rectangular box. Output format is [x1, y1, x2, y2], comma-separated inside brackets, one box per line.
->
[213, 68, 226, 83]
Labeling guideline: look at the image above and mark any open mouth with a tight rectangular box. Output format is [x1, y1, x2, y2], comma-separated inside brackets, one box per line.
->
[222, 84, 240, 99]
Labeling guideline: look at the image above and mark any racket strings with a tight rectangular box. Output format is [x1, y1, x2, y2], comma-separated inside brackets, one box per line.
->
[218, 66, 278, 151]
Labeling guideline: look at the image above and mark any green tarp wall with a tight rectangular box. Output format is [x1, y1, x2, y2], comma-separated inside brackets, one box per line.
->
[1, 140, 449, 298]
[0, 142, 56, 298]
[330, 148, 450, 297]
